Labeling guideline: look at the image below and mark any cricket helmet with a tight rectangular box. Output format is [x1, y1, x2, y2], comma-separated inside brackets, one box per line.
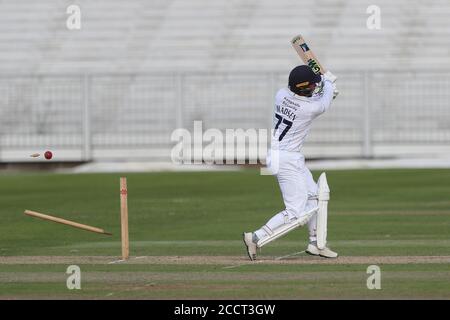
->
[288, 65, 322, 96]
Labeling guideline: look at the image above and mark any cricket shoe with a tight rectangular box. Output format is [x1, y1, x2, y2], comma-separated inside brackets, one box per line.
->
[243, 232, 257, 261]
[306, 241, 338, 258]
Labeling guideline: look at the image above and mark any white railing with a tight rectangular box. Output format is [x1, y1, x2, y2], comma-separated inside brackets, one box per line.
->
[1, 71, 450, 162]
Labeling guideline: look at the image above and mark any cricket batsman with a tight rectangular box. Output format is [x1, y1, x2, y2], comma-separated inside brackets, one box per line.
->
[243, 65, 339, 260]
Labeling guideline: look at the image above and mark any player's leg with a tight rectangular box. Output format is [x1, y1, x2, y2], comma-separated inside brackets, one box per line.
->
[243, 153, 316, 260]
[303, 169, 338, 258]
[303, 166, 319, 245]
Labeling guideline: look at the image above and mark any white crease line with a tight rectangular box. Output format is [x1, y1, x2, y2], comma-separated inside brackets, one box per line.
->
[108, 256, 145, 264]
[222, 260, 263, 269]
[108, 259, 126, 264]
[276, 250, 306, 260]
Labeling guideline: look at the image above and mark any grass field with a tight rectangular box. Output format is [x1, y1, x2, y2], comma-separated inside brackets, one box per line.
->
[0, 168, 449, 299]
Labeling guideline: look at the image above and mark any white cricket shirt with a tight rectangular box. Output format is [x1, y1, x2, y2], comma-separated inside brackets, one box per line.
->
[271, 80, 334, 152]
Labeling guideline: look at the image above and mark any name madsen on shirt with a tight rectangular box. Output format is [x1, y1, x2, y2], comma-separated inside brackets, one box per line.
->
[276, 98, 299, 121]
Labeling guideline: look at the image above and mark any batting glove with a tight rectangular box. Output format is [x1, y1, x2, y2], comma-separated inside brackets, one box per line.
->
[323, 71, 337, 83]
[332, 83, 339, 99]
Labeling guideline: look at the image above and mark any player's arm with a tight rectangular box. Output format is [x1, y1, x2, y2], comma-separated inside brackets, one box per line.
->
[314, 71, 337, 112]
[315, 79, 334, 114]
[324, 71, 339, 100]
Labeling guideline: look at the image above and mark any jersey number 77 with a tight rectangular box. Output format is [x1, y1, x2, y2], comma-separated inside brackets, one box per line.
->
[274, 114, 293, 141]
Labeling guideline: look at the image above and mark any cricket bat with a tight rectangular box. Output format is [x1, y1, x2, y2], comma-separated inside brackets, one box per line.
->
[291, 35, 326, 75]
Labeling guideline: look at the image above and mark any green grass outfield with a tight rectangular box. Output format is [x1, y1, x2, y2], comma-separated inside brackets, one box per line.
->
[0, 168, 449, 299]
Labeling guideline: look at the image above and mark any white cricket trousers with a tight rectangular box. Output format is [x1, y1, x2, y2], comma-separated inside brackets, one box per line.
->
[254, 150, 318, 242]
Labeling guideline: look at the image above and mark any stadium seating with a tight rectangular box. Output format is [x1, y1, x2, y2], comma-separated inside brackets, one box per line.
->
[0, 0, 449, 161]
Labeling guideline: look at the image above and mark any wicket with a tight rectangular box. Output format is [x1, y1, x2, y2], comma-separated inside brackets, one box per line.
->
[24, 210, 112, 235]
[24, 178, 130, 260]
[120, 177, 130, 260]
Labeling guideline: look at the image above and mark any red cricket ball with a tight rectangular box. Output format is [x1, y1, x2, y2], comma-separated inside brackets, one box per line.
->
[44, 151, 53, 160]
